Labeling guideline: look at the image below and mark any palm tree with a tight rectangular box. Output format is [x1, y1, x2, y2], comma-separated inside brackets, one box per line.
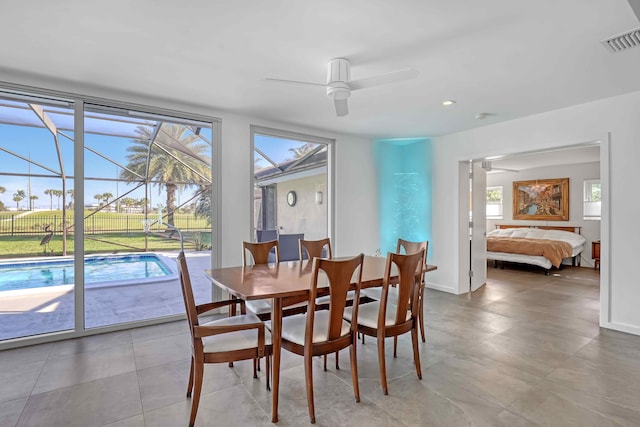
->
[121, 124, 211, 225]
[94, 194, 103, 207]
[67, 189, 74, 208]
[0, 186, 5, 194]
[13, 190, 26, 210]
[287, 143, 318, 160]
[44, 189, 56, 210]
[53, 189, 64, 210]
[101, 192, 113, 210]
[30, 195, 38, 210]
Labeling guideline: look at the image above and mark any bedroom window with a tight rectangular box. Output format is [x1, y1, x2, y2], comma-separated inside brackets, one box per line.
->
[583, 179, 601, 220]
[486, 186, 503, 219]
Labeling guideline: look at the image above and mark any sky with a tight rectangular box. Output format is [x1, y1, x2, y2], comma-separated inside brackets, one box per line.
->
[0, 99, 317, 211]
[0, 102, 213, 211]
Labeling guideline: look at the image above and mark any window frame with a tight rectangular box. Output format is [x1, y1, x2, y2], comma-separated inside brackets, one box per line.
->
[583, 178, 601, 220]
[486, 185, 504, 219]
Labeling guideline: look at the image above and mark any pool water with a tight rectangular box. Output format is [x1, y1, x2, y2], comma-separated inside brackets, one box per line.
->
[0, 254, 174, 292]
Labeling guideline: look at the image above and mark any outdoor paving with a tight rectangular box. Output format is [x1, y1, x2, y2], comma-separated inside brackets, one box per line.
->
[0, 251, 213, 341]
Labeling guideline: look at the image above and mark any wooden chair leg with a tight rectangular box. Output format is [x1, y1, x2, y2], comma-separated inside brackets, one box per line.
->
[266, 354, 271, 391]
[253, 358, 258, 379]
[186, 356, 195, 397]
[335, 351, 340, 370]
[411, 327, 422, 380]
[393, 336, 398, 358]
[189, 359, 204, 427]
[228, 362, 233, 368]
[419, 287, 426, 343]
[377, 333, 388, 395]
[349, 339, 360, 402]
[362, 333, 365, 344]
[257, 357, 261, 371]
[304, 352, 316, 423]
[323, 354, 327, 371]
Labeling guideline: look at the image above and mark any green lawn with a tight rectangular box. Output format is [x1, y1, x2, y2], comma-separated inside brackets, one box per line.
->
[0, 233, 191, 258]
[0, 210, 208, 234]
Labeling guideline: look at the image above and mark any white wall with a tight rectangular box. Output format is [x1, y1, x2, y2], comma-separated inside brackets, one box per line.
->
[276, 173, 327, 240]
[486, 161, 600, 265]
[431, 89, 640, 336]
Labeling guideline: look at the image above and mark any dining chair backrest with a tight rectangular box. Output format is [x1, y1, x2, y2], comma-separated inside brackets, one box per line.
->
[382, 249, 425, 325]
[243, 240, 280, 265]
[307, 254, 364, 343]
[396, 238, 428, 269]
[177, 251, 200, 338]
[298, 238, 332, 261]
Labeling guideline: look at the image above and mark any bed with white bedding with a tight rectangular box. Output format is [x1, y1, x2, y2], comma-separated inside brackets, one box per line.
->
[486, 226, 586, 274]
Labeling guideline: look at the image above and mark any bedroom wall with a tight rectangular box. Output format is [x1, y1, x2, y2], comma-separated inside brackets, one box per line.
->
[486, 161, 600, 266]
[431, 88, 640, 336]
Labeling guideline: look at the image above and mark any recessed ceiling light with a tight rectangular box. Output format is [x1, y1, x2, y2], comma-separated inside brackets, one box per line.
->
[442, 100, 456, 106]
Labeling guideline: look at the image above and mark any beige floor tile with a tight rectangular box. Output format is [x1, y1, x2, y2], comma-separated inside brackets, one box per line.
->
[0, 360, 45, 403]
[137, 358, 240, 412]
[17, 372, 142, 427]
[0, 398, 28, 427]
[132, 332, 191, 370]
[33, 343, 136, 394]
[143, 384, 270, 427]
[101, 414, 145, 427]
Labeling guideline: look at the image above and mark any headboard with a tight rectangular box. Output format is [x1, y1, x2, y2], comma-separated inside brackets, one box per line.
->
[496, 224, 582, 234]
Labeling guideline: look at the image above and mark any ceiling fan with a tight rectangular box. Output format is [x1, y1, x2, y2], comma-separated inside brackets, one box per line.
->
[264, 58, 419, 117]
[481, 160, 519, 173]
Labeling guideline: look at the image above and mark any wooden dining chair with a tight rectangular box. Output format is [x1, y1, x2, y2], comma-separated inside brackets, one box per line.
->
[344, 249, 424, 395]
[299, 238, 339, 370]
[298, 237, 333, 260]
[177, 251, 271, 427]
[241, 240, 280, 320]
[363, 239, 429, 345]
[275, 254, 364, 423]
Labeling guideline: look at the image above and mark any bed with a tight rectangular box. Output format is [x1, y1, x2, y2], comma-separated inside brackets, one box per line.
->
[486, 225, 586, 274]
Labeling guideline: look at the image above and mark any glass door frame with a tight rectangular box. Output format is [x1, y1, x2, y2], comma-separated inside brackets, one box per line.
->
[0, 82, 220, 350]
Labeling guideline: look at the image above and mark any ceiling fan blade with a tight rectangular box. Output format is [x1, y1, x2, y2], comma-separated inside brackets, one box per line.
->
[348, 68, 419, 91]
[262, 77, 327, 88]
[334, 98, 349, 117]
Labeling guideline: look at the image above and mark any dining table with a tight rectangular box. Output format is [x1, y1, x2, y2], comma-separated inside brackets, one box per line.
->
[205, 255, 437, 423]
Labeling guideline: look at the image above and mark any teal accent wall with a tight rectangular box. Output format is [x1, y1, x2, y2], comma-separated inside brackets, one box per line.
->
[374, 138, 432, 256]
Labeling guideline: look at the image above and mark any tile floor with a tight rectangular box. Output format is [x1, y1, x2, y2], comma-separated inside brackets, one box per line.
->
[2, 265, 640, 426]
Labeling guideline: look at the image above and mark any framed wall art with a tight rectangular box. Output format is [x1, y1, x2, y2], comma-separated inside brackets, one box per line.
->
[512, 178, 569, 221]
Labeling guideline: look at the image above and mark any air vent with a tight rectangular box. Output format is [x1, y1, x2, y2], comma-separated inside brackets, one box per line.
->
[602, 28, 640, 53]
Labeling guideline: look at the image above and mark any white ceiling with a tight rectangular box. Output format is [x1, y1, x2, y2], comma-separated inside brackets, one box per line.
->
[1, 1, 640, 138]
[488, 145, 600, 172]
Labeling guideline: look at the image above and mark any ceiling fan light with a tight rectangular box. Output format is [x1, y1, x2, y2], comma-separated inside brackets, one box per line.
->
[442, 100, 456, 106]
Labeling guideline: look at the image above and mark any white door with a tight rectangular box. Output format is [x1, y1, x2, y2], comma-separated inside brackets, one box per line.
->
[470, 161, 487, 291]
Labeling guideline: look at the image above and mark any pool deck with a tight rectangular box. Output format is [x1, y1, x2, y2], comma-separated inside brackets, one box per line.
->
[0, 251, 214, 341]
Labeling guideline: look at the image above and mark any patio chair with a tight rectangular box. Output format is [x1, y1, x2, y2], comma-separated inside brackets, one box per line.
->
[177, 251, 271, 427]
[344, 249, 424, 395]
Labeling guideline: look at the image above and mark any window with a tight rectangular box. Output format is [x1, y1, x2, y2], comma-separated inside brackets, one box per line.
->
[251, 126, 331, 259]
[584, 179, 601, 220]
[486, 186, 503, 219]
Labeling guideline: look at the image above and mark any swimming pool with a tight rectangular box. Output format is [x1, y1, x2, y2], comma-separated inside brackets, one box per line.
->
[0, 254, 177, 292]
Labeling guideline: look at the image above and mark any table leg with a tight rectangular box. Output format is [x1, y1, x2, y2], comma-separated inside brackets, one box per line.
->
[271, 297, 282, 423]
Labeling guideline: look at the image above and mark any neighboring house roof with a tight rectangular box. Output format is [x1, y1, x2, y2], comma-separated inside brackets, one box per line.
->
[255, 150, 327, 184]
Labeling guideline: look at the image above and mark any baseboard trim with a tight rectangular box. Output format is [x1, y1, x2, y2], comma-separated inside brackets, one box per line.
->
[600, 321, 640, 336]
[425, 283, 458, 294]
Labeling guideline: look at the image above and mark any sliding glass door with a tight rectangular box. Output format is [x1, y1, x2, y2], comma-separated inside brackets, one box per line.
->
[0, 86, 218, 346]
[0, 91, 76, 341]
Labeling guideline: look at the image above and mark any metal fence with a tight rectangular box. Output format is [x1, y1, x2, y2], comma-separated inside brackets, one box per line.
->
[0, 213, 209, 236]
